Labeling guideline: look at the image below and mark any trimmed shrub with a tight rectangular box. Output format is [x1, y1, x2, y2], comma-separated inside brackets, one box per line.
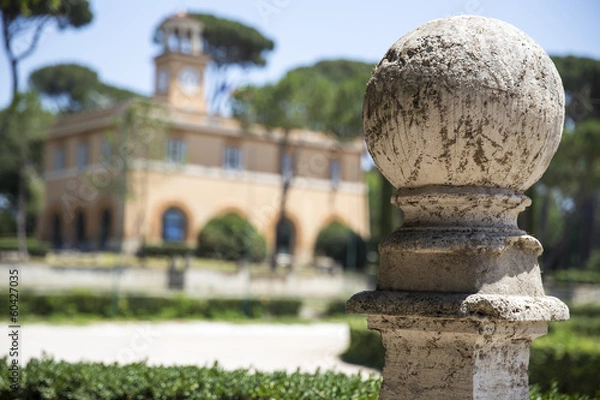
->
[585, 250, 600, 271]
[263, 298, 303, 317]
[0, 212, 16, 236]
[137, 242, 194, 258]
[530, 342, 600, 396]
[19, 290, 113, 318]
[548, 268, 600, 284]
[341, 326, 385, 371]
[529, 384, 595, 400]
[314, 221, 367, 270]
[324, 299, 349, 316]
[0, 237, 49, 257]
[197, 213, 266, 262]
[204, 298, 302, 319]
[530, 308, 600, 397]
[563, 304, 600, 318]
[0, 357, 381, 400]
[547, 306, 600, 336]
[14, 291, 301, 321]
[205, 298, 263, 319]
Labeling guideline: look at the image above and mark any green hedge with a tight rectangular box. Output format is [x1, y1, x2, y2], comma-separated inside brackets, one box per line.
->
[16, 291, 302, 320]
[530, 343, 600, 396]
[548, 316, 600, 337]
[548, 269, 600, 284]
[137, 243, 194, 258]
[585, 250, 600, 271]
[0, 237, 49, 257]
[529, 384, 596, 400]
[314, 221, 367, 270]
[0, 358, 591, 399]
[197, 213, 267, 262]
[323, 299, 349, 316]
[530, 305, 600, 396]
[204, 298, 303, 319]
[0, 357, 380, 400]
[561, 304, 600, 318]
[341, 326, 384, 371]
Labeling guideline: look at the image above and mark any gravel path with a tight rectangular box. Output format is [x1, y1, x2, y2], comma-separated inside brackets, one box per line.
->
[3, 321, 377, 377]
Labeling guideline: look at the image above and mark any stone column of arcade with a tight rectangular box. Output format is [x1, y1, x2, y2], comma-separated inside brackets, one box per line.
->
[347, 15, 569, 400]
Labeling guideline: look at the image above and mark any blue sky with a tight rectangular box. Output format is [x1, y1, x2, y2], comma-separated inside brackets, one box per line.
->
[1, 0, 599, 108]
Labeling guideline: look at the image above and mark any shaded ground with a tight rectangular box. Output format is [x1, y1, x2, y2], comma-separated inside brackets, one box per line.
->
[6, 321, 378, 377]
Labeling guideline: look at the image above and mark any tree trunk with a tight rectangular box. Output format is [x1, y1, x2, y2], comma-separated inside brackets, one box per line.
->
[271, 129, 291, 271]
[544, 211, 572, 271]
[13, 65, 27, 259]
[578, 192, 597, 266]
[1, 13, 18, 105]
[16, 157, 29, 260]
[518, 187, 536, 234]
[4, 15, 26, 256]
[538, 190, 550, 243]
[10, 58, 18, 101]
[545, 175, 589, 271]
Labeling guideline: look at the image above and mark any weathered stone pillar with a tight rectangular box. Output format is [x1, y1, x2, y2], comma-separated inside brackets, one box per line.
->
[348, 16, 569, 400]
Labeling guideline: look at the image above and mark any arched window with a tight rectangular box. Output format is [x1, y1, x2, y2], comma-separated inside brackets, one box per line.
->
[75, 211, 86, 250]
[51, 214, 62, 249]
[167, 31, 179, 52]
[162, 207, 187, 242]
[275, 218, 295, 255]
[98, 209, 111, 250]
[181, 30, 192, 54]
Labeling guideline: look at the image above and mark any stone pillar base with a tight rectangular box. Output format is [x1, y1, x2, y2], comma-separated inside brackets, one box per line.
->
[372, 316, 543, 400]
[348, 291, 568, 400]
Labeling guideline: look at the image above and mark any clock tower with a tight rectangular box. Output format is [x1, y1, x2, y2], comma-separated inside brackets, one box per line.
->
[153, 13, 210, 113]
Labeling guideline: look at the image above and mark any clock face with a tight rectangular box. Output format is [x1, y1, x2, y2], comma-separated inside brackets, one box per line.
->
[157, 68, 169, 94]
[178, 67, 200, 95]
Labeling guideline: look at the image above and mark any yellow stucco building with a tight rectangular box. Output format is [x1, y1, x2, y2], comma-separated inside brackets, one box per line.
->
[38, 13, 369, 265]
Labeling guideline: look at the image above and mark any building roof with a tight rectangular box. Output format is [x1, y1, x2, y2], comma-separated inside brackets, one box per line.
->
[47, 100, 365, 153]
[158, 12, 201, 31]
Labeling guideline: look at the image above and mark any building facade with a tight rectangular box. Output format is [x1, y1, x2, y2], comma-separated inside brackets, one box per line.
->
[38, 13, 369, 265]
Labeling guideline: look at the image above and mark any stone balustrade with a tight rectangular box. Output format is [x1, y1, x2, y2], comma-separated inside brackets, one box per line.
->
[348, 15, 569, 400]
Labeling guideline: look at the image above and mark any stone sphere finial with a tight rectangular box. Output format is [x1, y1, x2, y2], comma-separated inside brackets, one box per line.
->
[364, 16, 565, 192]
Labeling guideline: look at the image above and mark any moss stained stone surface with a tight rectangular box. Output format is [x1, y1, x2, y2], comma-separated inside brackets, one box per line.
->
[363, 16, 564, 191]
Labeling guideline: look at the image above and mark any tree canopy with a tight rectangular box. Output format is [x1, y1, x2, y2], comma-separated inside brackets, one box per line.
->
[1, 1, 92, 257]
[1, 0, 93, 98]
[153, 12, 274, 68]
[191, 12, 274, 114]
[1, 0, 92, 27]
[529, 56, 600, 272]
[232, 67, 334, 133]
[232, 59, 374, 139]
[29, 63, 141, 113]
[551, 56, 600, 122]
[0, 92, 53, 232]
[190, 13, 274, 68]
[307, 59, 374, 85]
